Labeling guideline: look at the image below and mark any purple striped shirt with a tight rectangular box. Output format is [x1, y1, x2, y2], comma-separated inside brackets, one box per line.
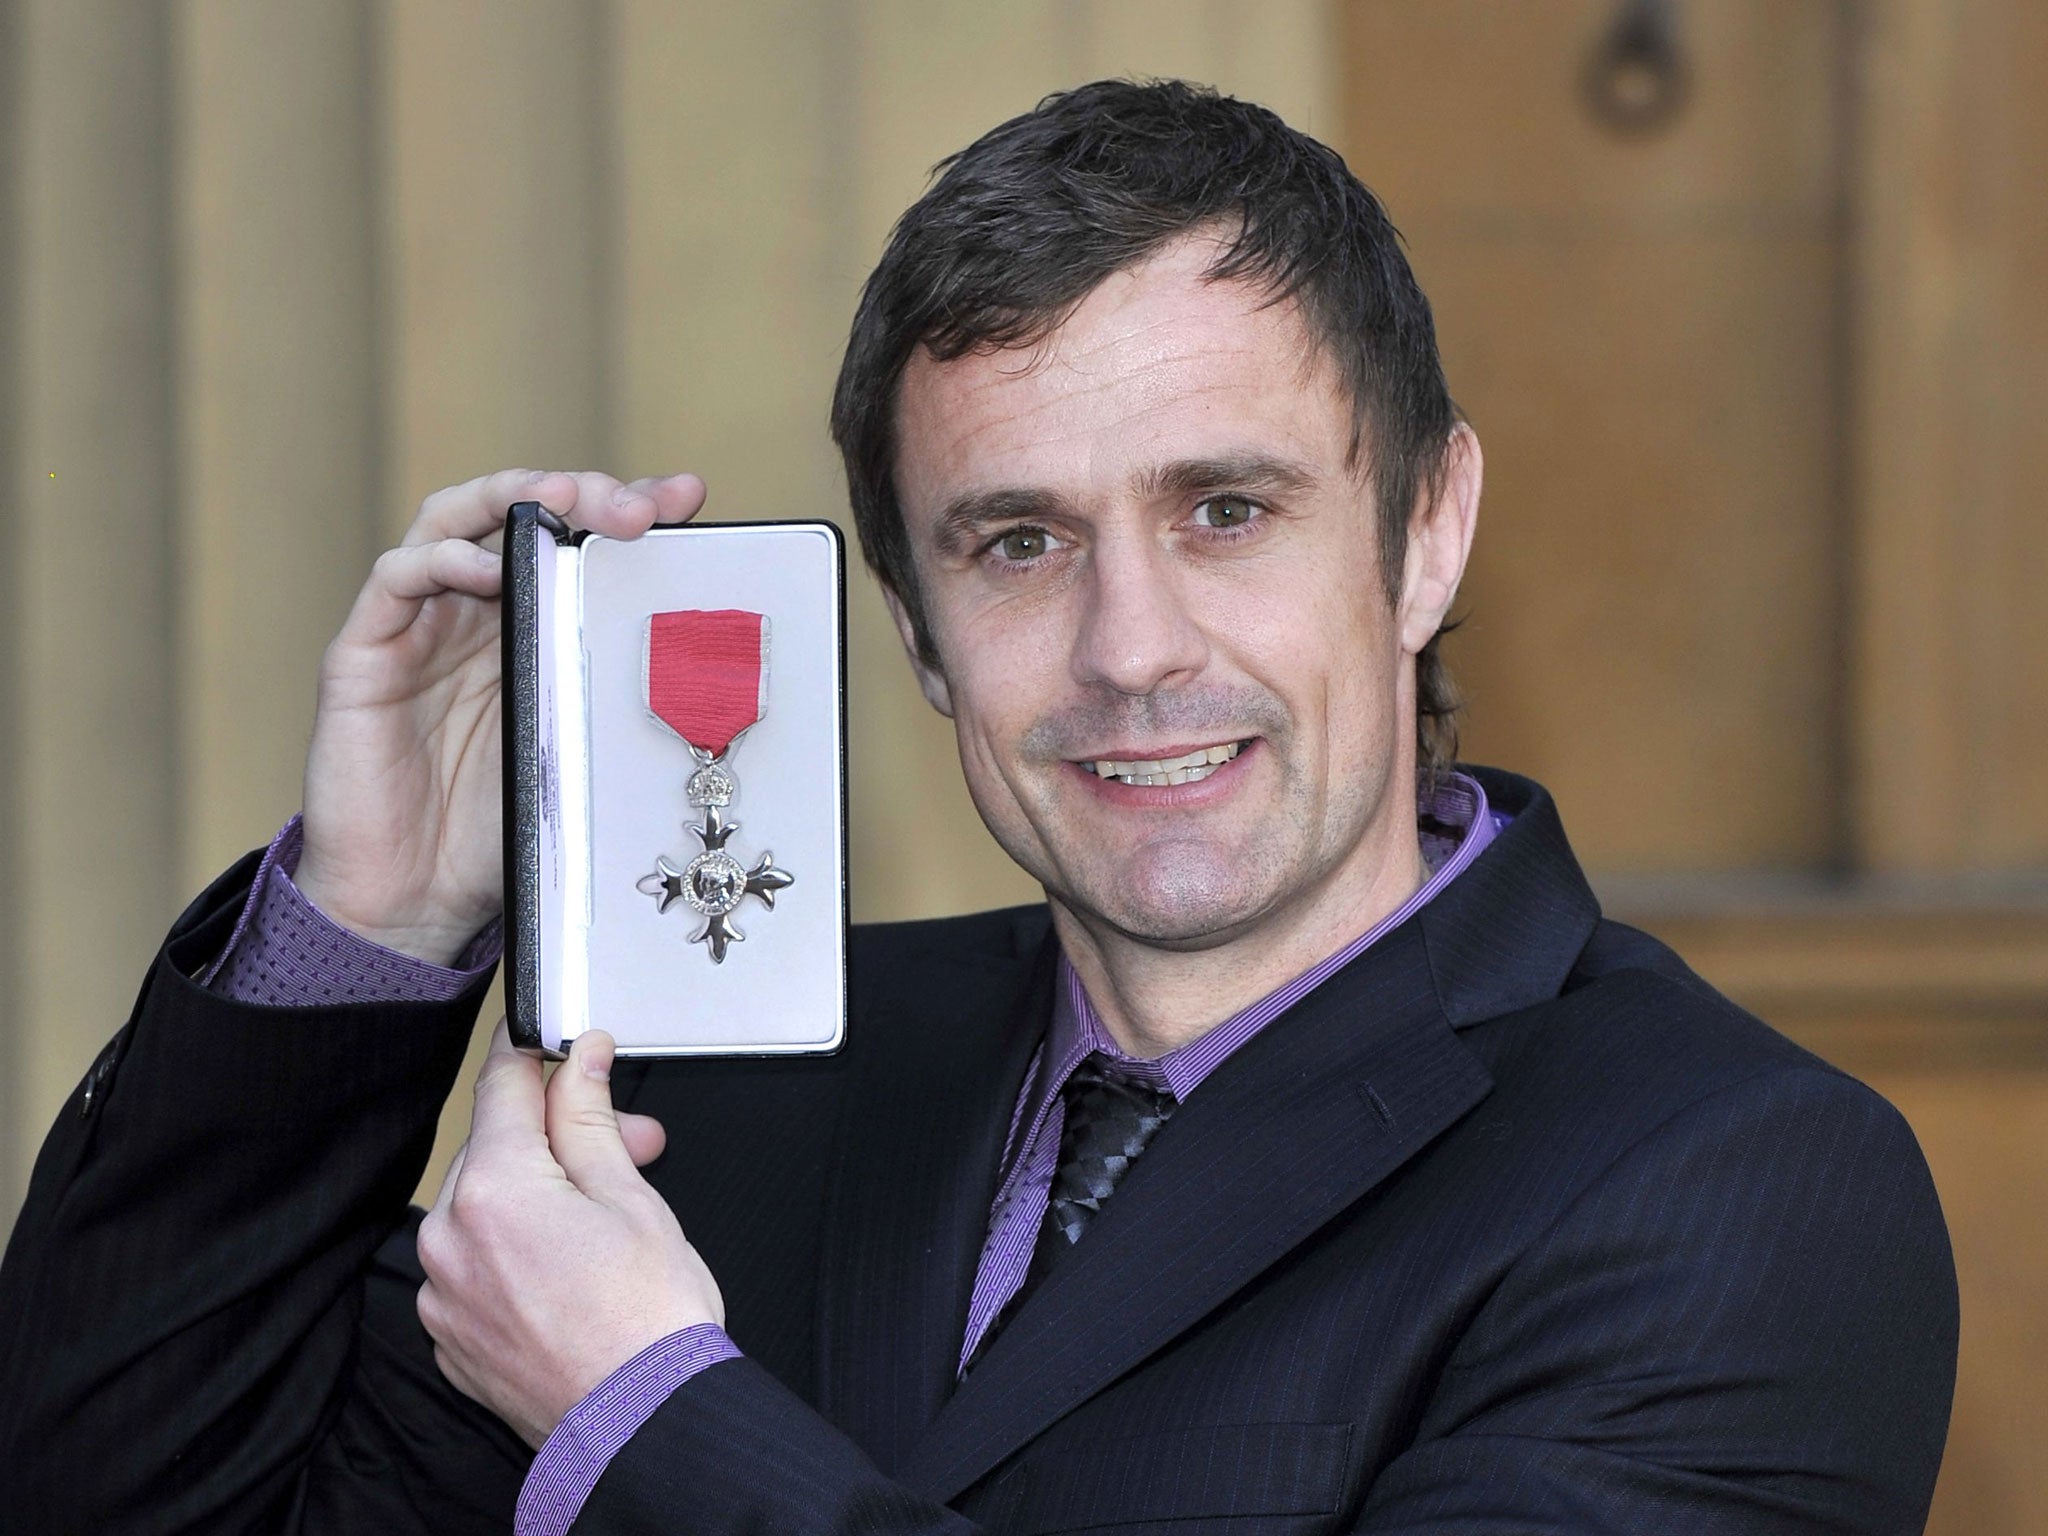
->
[201, 815, 502, 1002]
[208, 774, 1501, 1535]
[512, 1327, 742, 1535]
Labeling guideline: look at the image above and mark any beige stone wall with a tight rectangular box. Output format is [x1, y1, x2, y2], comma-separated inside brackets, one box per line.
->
[0, 0, 1333, 1215]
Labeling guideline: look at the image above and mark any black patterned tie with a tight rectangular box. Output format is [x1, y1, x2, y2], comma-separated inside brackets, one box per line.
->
[965, 1054, 1177, 1372]
[1038, 1054, 1179, 1254]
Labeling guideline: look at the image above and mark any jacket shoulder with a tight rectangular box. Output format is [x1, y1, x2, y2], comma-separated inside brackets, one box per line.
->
[1561, 913, 1838, 1076]
[1459, 913, 1914, 1173]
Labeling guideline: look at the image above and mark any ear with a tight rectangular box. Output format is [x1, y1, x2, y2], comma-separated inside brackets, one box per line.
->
[881, 585, 955, 718]
[1397, 422, 1481, 656]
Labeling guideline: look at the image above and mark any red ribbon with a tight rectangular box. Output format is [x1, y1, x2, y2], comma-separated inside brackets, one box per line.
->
[645, 609, 767, 758]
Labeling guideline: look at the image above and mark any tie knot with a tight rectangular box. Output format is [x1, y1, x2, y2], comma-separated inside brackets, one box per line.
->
[1065, 1052, 1173, 1113]
[1046, 1054, 1177, 1248]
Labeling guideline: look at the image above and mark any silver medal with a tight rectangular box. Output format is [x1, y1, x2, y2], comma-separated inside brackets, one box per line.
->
[640, 742, 794, 961]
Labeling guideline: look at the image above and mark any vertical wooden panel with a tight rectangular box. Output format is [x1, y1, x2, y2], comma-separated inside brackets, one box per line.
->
[1202, 0, 1339, 140]
[1073, 0, 1336, 147]
[1075, 0, 1227, 86]
[377, 0, 609, 525]
[0, 0, 23, 1216]
[174, 2, 380, 888]
[10, 0, 178, 1186]
[1864, 1071, 2048, 1536]
[610, 0, 845, 519]
[1344, 0, 1848, 873]
[843, 1, 1077, 259]
[1852, 0, 2048, 873]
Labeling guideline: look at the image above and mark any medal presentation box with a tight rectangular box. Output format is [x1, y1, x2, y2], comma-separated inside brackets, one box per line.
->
[502, 502, 848, 1058]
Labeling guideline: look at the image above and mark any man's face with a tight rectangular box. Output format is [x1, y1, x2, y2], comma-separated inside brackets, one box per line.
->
[891, 235, 1425, 951]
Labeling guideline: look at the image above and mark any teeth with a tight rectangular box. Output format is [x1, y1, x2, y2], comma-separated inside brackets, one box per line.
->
[1086, 740, 1243, 786]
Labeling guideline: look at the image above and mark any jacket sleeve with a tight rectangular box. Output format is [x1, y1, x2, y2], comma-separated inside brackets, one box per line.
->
[567, 1357, 983, 1536]
[0, 855, 530, 1535]
[1349, 1064, 1959, 1535]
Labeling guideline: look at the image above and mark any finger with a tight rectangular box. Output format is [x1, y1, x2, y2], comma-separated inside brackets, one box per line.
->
[644, 473, 709, 526]
[468, 1017, 549, 1162]
[404, 468, 570, 547]
[559, 469, 673, 541]
[416, 1278, 443, 1343]
[404, 467, 629, 549]
[427, 1332, 476, 1400]
[402, 467, 705, 552]
[545, 1031, 644, 1199]
[542, 470, 705, 540]
[617, 1111, 667, 1169]
[339, 538, 503, 647]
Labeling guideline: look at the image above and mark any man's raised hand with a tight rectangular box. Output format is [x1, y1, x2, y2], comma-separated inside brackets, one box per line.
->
[296, 469, 707, 963]
[415, 1025, 723, 1451]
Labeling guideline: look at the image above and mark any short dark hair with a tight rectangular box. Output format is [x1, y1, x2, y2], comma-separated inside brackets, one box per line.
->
[830, 78, 1464, 776]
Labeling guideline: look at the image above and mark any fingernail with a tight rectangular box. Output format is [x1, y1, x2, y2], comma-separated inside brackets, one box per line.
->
[476, 546, 501, 565]
[527, 470, 547, 483]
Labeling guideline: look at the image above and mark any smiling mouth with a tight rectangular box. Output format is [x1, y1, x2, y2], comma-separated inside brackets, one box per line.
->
[1079, 740, 1246, 787]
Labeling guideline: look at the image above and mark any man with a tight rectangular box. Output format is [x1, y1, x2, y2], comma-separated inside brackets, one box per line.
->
[0, 80, 1955, 1534]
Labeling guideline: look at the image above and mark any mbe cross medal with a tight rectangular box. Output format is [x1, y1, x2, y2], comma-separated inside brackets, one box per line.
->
[636, 609, 794, 961]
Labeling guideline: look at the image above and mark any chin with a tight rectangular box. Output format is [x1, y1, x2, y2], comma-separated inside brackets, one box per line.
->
[1058, 847, 1281, 950]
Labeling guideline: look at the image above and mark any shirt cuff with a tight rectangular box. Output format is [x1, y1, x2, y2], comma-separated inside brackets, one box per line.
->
[201, 815, 503, 1005]
[516, 1325, 744, 1536]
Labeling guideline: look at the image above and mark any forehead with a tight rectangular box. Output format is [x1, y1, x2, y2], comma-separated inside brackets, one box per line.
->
[892, 236, 1353, 519]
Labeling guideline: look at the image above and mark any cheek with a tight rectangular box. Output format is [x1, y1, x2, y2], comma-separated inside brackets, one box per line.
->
[1234, 569, 1397, 752]
[935, 610, 1065, 784]
[937, 580, 1075, 714]
[1323, 620, 1409, 780]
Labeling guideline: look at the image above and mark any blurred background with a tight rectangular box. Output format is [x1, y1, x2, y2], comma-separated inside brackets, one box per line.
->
[1, 1, 2041, 1529]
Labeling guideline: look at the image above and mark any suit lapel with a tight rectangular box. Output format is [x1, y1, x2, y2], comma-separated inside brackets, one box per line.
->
[814, 936, 1053, 1473]
[895, 919, 1493, 1502]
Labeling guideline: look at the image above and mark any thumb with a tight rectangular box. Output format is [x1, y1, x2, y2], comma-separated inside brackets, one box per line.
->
[545, 1031, 643, 1199]
[618, 1112, 668, 1168]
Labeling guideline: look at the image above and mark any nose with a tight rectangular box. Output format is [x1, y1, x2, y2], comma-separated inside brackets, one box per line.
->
[1070, 528, 1210, 695]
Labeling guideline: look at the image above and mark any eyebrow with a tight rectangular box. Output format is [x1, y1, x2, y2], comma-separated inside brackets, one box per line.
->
[927, 452, 1323, 558]
[1135, 452, 1321, 502]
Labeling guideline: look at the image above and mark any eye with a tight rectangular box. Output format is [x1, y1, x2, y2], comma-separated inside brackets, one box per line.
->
[992, 526, 1054, 562]
[1191, 494, 1262, 530]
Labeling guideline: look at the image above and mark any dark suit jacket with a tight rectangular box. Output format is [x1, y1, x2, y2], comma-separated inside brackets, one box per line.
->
[0, 770, 1957, 1535]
